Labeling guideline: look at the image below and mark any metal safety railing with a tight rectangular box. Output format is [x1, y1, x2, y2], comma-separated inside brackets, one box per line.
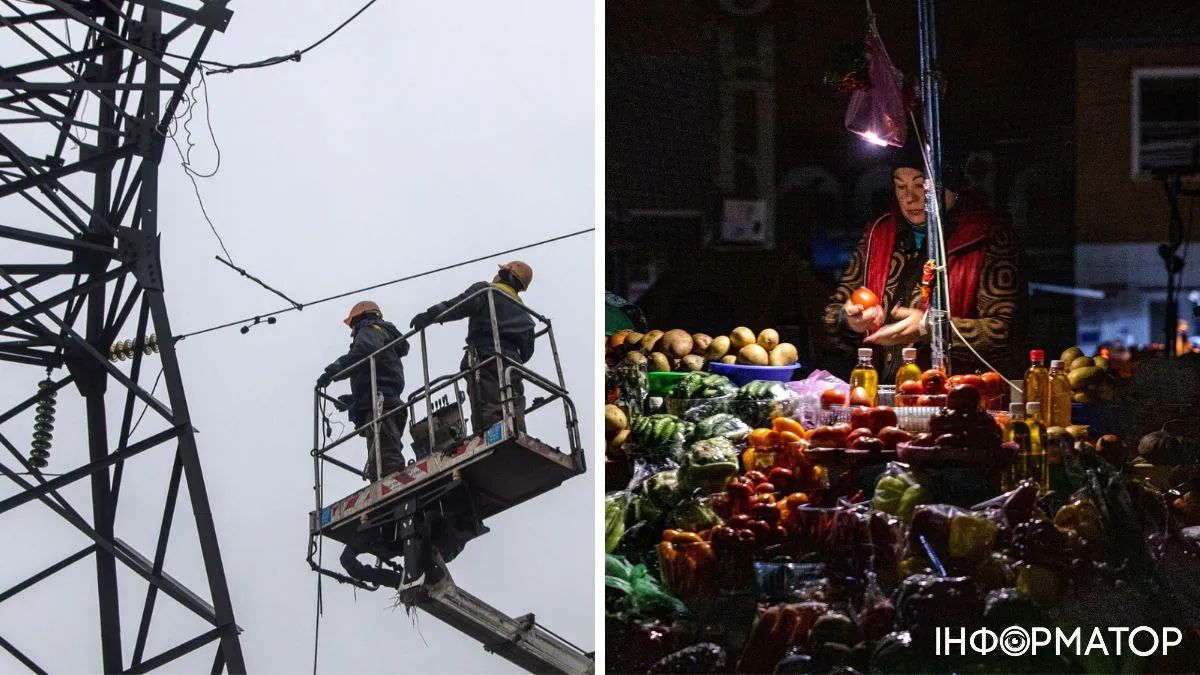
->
[309, 285, 583, 510]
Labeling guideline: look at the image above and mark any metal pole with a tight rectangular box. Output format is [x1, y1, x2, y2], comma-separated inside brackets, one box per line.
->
[486, 289, 508, 435]
[917, 0, 951, 374]
[369, 355, 381, 480]
[420, 328, 435, 451]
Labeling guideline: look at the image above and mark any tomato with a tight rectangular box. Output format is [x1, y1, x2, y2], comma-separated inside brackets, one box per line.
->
[921, 369, 948, 395]
[830, 423, 853, 447]
[877, 426, 913, 450]
[849, 386, 873, 406]
[851, 287, 880, 309]
[821, 388, 847, 408]
[847, 427, 875, 446]
[959, 374, 985, 391]
[898, 380, 924, 395]
[947, 384, 981, 412]
[866, 406, 899, 434]
[807, 426, 842, 449]
[981, 371, 1005, 397]
[850, 406, 872, 430]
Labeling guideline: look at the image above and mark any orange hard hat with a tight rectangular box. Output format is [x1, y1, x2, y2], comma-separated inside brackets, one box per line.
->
[344, 300, 381, 326]
[498, 260, 533, 291]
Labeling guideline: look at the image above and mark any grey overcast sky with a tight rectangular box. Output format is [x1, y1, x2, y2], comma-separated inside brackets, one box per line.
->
[0, 1, 595, 672]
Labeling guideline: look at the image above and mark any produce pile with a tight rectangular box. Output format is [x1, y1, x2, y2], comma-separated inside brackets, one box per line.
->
[606, 326, 800, 372]
[604, 342, 1200, 674]
[1058, 345, 1117, 405]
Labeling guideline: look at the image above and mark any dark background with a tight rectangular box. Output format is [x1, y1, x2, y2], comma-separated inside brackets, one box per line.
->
[606, 0, 1200, 373]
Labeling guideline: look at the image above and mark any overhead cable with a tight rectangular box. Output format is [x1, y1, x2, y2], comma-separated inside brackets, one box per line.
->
[173, 228, 595, 342]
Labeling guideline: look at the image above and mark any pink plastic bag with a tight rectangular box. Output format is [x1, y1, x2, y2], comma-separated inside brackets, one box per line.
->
[844, 17, 907, 148]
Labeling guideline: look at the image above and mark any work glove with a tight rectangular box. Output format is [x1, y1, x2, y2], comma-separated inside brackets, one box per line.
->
[333, 394, 354, 412]
[410, 309, 438, 331]
[316, 370, 333, 388]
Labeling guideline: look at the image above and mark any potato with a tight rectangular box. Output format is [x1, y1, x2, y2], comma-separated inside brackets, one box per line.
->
[608, 330, 632, 351]
[610, 428, 630, 450]
[1069, 356, 1094, 371]
[691, 333, 713, 355]
[639, 330, 665, 353]
[705, 335, 731, 360]
[737, 343, 770, 365]
[624, 331, 644, 347]
[1066, 424, 1091, 441]
[604, 404, 627, 440]
[660, 329, 693, 358]
[680, 355, 705, 372]
[1093, 356, 1109, 370]
[1067, 366, 1102, 389]
[1060, 346, 1084, 366]
[730, 327, 756, 350]
[769, 342, 799, 366]
[757, 328, 780, 351]
[720, 355, 737, 365]
[648, 352, 671, 372]
[624, 351, 647, 366]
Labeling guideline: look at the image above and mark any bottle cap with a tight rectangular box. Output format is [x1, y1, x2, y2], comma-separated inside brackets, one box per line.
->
[1030, 349, 1044, 362]
[858, 348, 873, 358]
[902, 347, 917, 359]
[1009, 403, 1024, 416]
[1026, 402, 1042, 413]
[1050, 360, 1064, 368]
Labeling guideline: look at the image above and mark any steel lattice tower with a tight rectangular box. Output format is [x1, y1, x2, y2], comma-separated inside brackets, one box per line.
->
[0, 2, 245, 672]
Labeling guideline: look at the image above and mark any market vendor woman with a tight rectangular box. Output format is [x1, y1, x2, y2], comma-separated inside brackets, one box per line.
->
[823, 138, 1022, 381]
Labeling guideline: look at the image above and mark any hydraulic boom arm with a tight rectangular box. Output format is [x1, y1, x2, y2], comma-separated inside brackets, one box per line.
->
[399, 578, 593, 675]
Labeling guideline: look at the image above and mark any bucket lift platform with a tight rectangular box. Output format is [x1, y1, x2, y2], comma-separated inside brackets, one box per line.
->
[309, 422, 584, 547]
[308, 286, 590, 673]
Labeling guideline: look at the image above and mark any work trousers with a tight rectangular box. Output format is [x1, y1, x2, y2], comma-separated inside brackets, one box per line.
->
[460, 352, 525, 436]
[359, 401, 408, 481]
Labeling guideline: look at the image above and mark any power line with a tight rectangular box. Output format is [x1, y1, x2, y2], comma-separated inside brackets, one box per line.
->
[73, 0, 380, 76]
[173, 228, 594, 342]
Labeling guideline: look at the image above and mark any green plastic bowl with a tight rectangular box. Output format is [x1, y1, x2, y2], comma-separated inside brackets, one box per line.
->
[646, 371, 688, 397]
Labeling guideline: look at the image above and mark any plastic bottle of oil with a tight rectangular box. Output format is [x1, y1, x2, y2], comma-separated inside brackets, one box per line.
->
[1047, 360, 1073, 427]
[850, 348, 878, 407]
[1024, 402, 1049, 490]
[1024, 350, 1050, 420]
[895, 347, 921, 387]
[1001, 403, 1033, 492]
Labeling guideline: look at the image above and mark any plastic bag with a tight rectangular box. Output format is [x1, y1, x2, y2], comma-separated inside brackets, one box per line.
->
[844, 16, 907, 148]
[870, 461, 931, 521]
[605, 553, 686, 622]
[608, 361, 647, 420]
[733, 380, 800, 429]
[690, 413, 752, 444]
[665, 394, 733, 423]
[788, 370, 849, 428]
[605, 491, 629, 553]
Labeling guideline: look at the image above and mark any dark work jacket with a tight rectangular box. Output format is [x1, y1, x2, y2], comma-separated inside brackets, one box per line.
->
[424, 282, 535, 362]
[324, 316, 409, 414]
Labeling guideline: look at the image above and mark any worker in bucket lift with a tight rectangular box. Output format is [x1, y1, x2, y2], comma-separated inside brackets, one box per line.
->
[409, 261, 536, 436]
[317, 301, 412, 482]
